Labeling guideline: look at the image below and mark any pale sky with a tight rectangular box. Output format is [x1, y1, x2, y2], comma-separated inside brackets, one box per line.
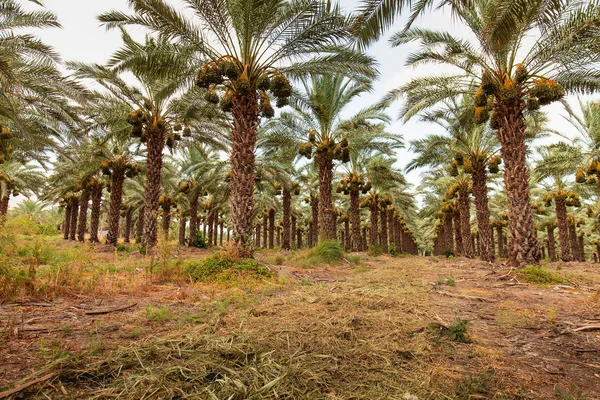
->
[29, 0, 599, 190]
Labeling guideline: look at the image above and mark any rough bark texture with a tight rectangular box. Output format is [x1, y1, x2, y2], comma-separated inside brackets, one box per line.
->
[344, 218, 350, 250]
[77, 191, 89, 243]
[208, 210, 214, 246]
[350, 190, 361, 252]
[63, 204, 72, 240]
[179, 217, 187, 245]
[380, 208, 388, 253]
[213, 213, 219, 246]
[230, 91, 259, 257]
[162, 207, 171, 240]
[495, 225, 504, 258]
[142, 127, 165, 250]
[268, 208, 275, 249]
[369, 200, 378, 246]
[554, 197, 571, 261]
[0, 194, 9, 217]
[262, 213, 268, 249]
[310, 197, 319, 247]
[106, 171, 125, 245]
[315, 153, 336, 240]
[471, 164, 494, 261]
[362, 227, 367, 251]
[458, 188, 473, 258]
[220, 222, 224, 246]
[568, 220, 578, 262]
[188, 194, 199, 247]
[124, 208, 133, 243]
[136, 206, 144, 243]
[547, 226, 557, 261]
[255, 224, 261, 247]
[495, 102, 540, 266]
[69, 197, 79, 241]
[282, 189, 291, 250]
[443, 213, 454, 254]
[89, 187, 102, 243]
[297, 228, 302, 249]
[453, 211, 463, 256]
[578, 234, 585, 262]
[291, 215, 296, 249]
[276, 226, 281, 248]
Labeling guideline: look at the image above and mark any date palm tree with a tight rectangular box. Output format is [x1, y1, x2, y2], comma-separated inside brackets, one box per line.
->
[289, 75, 389, 240]
[386, 0, 600, 266]
[68, 31, 211, 250]
[336, 122, 403, 251]
[99, 0, 377, 257]
[0, 160, 45, 217]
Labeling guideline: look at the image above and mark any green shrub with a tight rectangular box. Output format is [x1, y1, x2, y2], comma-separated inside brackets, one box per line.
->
[116, 243, 134, 253]
[145, 305, 172, 322]
[185, 253, 273, 283]
[389, 244, 398, 256]
[455, 371, 498, 399]
[348, 255, 361, 265]
[314, 240, 344, 264]
[368, 245, 383, 257]
[518, 266, 566, 285]
[442, 249, 454, 258]
[195, 232, 209, 248]
[431, 318, 471, 343]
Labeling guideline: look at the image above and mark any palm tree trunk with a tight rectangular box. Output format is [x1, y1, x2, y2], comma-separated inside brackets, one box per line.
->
[106, 170, 125, 245]
[443, 213, 454, 254]
[315, 152, 336, 240]
[76, 191, 89, 242]
[0, 194, 9, 217]
[124, 208, 133, 243]
[63, 204, 72, 240]
[578, 234, 585, 262]
[362, 227, 368, 251]
[547, 226, 557, 261]
[69, 196, 79, 241]
[268, 208, 275, 249]
[349, 190, 361, 252]
[495, 225, 504, 258]
[162, 207, 171, 240]
[220, 222, 224, 246]
[213, 212, 219, 246]
[554, 197, 571, 261]
[458, 188, 473, 257]
[276, 226, 281, 247]
[282, 189, 291, 250]
[380, 207, 388, 253]
[179, 217, 187, 245]
[255, 224, 261, 247]
[291, 215, 296, 249]
[263, 212, 268, 248]
[141, 128, 165, 250]
[188, 193, 199, 247]
[453, 211, 463, 256]
[496, 103, 540, 266]
[471, 164, 495, 261]
[344, 218, 350, 250]
[311, 197, 319, 247]
[230, 92, 259, 258]
[208, 210, 214, 246]
[89, 187, 102, 243]
[568, 218, 578, 261]
[388, 212, 395, 251]
[135, 206, 144, 243]
[369, 200, 378, 246]
[297, 228, 303, 249]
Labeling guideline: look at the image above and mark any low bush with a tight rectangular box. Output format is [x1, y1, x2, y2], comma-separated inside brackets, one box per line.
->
[195, 232, 209, 249]
[518, 266, 566, 285]
[368, 245, 383, 257]
[185, 253, 273, 283]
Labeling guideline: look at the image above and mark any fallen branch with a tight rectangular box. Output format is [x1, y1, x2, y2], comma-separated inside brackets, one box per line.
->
[0, 373, 55, 399]
[572, 324, 600, 332]
[84, 303, 137, 315]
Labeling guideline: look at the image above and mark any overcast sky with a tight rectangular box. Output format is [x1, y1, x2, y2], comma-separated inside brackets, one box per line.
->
[30, 0, 599, 190]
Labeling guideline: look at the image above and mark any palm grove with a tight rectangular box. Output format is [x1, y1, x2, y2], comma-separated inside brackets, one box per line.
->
[1, 0, 600, 268]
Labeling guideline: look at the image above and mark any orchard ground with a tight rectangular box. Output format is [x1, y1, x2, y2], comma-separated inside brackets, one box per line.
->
[1, 222, 599, 399]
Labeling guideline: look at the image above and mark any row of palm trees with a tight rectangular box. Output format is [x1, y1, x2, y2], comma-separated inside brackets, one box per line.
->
[1, 0, 600, 267]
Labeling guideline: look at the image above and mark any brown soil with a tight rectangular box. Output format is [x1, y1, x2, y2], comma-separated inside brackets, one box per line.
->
[1, 248, 599, 399]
